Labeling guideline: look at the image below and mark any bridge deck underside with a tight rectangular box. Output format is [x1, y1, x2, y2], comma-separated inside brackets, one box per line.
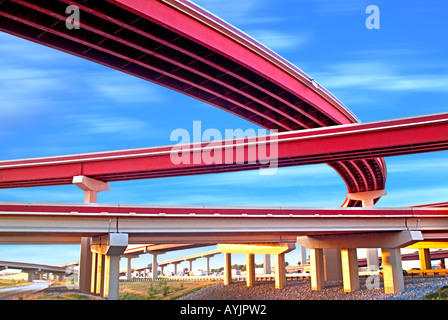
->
[0, 0, 387, 206]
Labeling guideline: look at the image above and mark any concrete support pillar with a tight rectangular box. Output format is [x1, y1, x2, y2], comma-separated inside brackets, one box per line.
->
[26, 271, 35, 282]
[189, 260, 193, 274]
[72, 175, 110, 204]
[323, 249, 342, 281]
[310, 248, 325, 291]
[78, 237, 92, 293]
[73, 176, 110, 294]
[90, 233, 128, 300]
[126, 257, 133, 280]
[348, 190, 386, 269]
[103, 255, 121, 300]
[263, 254, 271, 274]
[206, 257, 211, 275]
[224, 253, 232, 286]
[382, 248, 404, 294]
[95, 253, 105, 296]
[419, 248, 432, 270]
[90, 252, 97, 294]
[300, 245, 307, 265]
[174, 263, 179, 276]
[367, 248, 379, 268]
[274, 253, 286, 289]
[341, 248, 360, 292]
[152, 254, 158, 280]
[246, 253, 255, 287]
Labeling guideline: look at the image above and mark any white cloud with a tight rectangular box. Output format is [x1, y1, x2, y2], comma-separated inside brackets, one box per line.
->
[315, 60, 448, 93]
[248, 29, 311, 51]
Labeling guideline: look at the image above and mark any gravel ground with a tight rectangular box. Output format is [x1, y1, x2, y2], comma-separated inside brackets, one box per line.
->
[179, 276, 448, 300]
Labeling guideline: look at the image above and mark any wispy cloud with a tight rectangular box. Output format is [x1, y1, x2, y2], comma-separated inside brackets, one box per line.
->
[247, 29, 311, 51]
[315, 60, 448, 93]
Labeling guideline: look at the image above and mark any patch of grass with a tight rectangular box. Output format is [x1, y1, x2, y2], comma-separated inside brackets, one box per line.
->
[0, 279, 31, 289]
[23, 292, 102, 300]
[119, 280, 215, 300]
[422, 286, 448, 300]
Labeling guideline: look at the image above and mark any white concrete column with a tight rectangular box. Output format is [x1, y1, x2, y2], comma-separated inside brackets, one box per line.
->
[224, 253, 232, 286]
[300, 245, 307, 265]
[310, 248, 325, 291]
[174, 263, 179, 276]
[382, 248, 404, 294]
[263, 254, 271, 274]
[206, 257, 211, 275]
[367, 248, 379, 269]
[152, 254, 159, 280]
[246, 253, 255, 287]
[341, 248, 360, 292]
[126, 257, 133, 280]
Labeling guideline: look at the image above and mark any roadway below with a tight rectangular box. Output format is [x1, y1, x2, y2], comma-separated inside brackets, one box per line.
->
[0, 280, 51, 300]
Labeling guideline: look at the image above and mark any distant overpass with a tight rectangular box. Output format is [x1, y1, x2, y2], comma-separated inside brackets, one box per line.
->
[0, 260, 76, 281]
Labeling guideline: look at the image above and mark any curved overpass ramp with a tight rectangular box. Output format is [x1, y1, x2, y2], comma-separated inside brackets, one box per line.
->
[0, 0, 386, 206]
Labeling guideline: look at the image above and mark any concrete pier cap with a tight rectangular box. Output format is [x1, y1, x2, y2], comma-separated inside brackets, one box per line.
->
[91, 233, 129, 255]
[297, 231, 423, 249]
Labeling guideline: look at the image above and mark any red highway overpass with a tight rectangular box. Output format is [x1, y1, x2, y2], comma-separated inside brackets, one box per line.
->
[0, 0, 388, 207]
[0, 112, 446, 195]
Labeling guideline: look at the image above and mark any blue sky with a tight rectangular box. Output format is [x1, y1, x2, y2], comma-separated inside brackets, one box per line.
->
[0, 0, 447, 272]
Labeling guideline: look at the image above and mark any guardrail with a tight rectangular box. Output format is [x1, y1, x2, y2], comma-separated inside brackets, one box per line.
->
[407, 269, 448, 278]
[120, 273, 311, 282]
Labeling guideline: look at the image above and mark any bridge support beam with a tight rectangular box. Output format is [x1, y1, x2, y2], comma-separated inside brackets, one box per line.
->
[341, 248, 360, 292]
[218, 243, 294, 289]
[91, 233, 128, 300]
[72, 175, 110, 204]
[300, 245, 307, 265]
[124, 255, 139, 280]
[224, 253, 232, 286]
[263, 254, 271, 274]
[152, 254, 159, 280]
[419, 248, 432, 270]
[382, 248, 404, 294]
[274, 253, 286, 289]
[298, 231, 422, 294]
[246, 253, 255, 287]
[310, 248, 325, 291]
[348, 189, 387, 269]
[78, 237, 92, 293]
[73, 175, 110, 293]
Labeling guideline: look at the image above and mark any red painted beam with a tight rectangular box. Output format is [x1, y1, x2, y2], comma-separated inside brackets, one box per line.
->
[0, 201, 447, 216]
[0, 112, 446, 189]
